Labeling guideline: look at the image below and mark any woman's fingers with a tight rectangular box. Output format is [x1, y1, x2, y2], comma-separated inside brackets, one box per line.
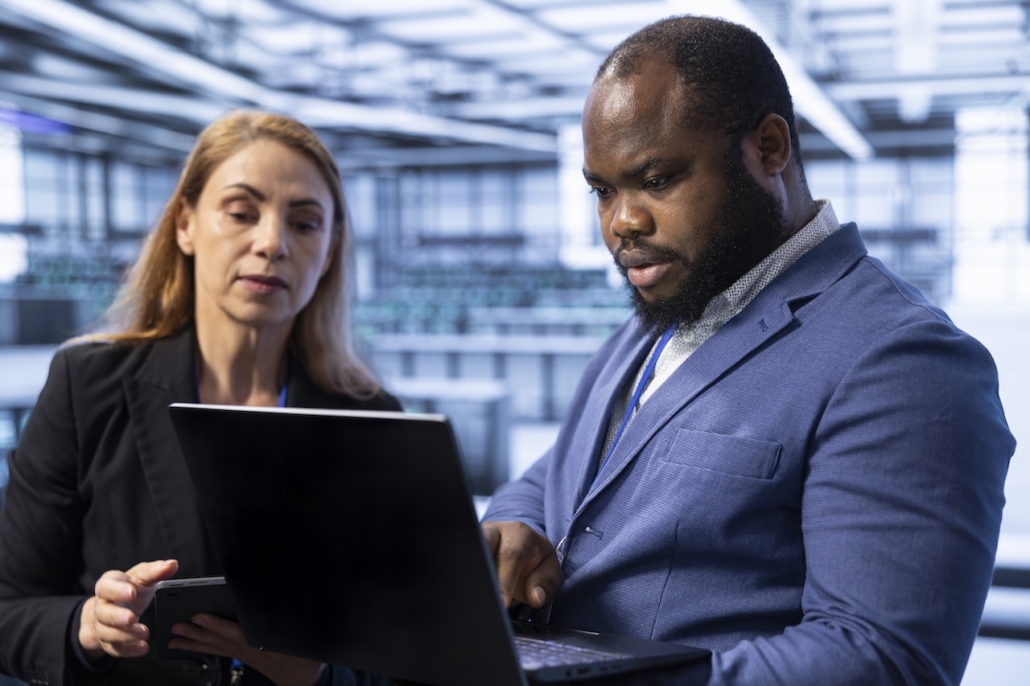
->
[167, 615, 244, 658]
[83, 560, 180, 660]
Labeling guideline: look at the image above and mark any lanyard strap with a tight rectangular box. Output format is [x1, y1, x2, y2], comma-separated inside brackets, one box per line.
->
[593, 325, 676, 485]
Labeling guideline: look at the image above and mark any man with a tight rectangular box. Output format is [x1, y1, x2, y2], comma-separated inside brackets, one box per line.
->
[482, 16, 1015, 685]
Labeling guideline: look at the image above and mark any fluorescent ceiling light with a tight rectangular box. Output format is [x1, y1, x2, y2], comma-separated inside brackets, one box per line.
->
[7, 0, 266, 101]
[814, 13, 892, 34]
[0, 72, 229, 122]
[450, 96, 587, 120]
[894, 0, 939, 75]
[244, 22, 352, 56]
[4, 0, 557, 152]
[379, 13, 521, 42]
[825, 73, 1030, 100]
[941, 5, 1026, 28]
[190, 0, 289, 23]
[291, 0, 467, 20]
[443, 36, 566, 59]
[0, 91, 195, 151]
[538, 3, 670, 32]
[96, 0, 204, 36]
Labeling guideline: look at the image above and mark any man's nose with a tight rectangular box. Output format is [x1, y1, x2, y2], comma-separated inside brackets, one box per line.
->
[608, 197, 654, 240]
[253, 213, 287, 260]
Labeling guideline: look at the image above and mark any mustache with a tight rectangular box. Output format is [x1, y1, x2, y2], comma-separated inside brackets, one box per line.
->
[613, 238, 688, 269]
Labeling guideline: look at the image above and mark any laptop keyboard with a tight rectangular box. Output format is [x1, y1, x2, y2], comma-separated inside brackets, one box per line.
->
[514, 635, 628, 669]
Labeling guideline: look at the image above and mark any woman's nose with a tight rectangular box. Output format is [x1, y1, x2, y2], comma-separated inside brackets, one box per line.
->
[253, 214, 287, 260]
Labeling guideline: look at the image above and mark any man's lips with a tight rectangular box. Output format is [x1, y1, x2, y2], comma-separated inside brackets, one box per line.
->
[617, 249, 675, 289]
[239, 274, 288, 294]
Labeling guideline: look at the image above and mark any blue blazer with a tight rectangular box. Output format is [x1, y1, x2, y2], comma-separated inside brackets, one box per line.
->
[484, 224, 1015, 685]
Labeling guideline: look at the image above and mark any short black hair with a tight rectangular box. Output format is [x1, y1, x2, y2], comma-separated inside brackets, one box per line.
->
[597, 15, 804, 168]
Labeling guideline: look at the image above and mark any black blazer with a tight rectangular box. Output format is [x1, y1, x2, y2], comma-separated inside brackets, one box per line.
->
[0, 328, 400, 686]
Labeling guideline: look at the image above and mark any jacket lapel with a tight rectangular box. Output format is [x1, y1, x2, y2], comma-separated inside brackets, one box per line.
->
[121, 329, 210, 574]
[570, 327, 657, 509]
[576, 224, 869, 513]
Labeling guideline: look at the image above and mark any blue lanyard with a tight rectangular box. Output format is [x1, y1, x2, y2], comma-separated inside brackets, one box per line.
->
[593, 325, 676, 485]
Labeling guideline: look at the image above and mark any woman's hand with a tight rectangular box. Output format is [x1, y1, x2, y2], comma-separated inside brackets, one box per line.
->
[170, 613, 326, 686]
[78, 559, 180, 662]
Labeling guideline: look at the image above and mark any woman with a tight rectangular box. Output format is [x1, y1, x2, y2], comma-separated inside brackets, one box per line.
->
[0, 111, 400, 686]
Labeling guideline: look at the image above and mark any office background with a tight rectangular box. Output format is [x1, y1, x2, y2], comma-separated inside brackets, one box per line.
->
[0, 0, 1027, 683]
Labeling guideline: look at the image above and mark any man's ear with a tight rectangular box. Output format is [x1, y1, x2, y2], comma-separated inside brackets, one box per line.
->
[175, 200, 196, 256]
[746, 113, 792, 177]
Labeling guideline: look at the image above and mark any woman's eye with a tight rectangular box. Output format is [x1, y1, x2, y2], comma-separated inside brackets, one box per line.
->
[292, 217, 323, 233]
[229, 211, 253, 222]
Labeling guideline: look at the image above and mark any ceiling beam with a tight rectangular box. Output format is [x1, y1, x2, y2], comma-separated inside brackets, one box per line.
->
[824, 73, 1030, 100]
[3, 0, 557, 152]
[336, 145, 556, 170]
[0, 88, 196, 151]
[0, 73, 229, 123]
[801, 127, 958, 152]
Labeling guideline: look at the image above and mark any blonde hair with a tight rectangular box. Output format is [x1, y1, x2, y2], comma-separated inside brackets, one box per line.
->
[89, 110, 380, 398]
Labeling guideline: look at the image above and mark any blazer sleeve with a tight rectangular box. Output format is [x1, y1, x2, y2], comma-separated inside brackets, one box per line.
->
[704, 319, 1013, 685]
[0, 348, 91, 685]
[481, 446, 553, 536]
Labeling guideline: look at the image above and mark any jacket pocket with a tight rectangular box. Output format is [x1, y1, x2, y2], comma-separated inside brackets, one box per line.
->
[659, 428, 782, 480]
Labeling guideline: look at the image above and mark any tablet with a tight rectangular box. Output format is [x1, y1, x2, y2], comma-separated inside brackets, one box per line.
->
[151, 576, 238, 660]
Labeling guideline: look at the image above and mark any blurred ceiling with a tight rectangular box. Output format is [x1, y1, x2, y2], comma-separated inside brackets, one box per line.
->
[0, 0, 1027, 167]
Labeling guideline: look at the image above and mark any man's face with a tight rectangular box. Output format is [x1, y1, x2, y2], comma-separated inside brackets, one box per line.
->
[582, 61, 787, 332]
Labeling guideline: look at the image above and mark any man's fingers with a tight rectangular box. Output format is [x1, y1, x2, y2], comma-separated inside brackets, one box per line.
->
[523, 554, 563, 608]
[482, 524, 501, 555]
[483, 522, 563, 609]
[494, 539, 531, 608]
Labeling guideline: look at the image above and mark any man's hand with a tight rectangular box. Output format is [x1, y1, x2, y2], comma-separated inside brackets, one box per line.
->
[169, 613, 326, 686]
[482, 521, 563, 609]
[79, 559, 180, 661]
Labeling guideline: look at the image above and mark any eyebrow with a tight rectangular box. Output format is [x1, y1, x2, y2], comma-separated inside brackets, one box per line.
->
[624, 157, 667, 179]
[223, 183, 326, 211]
[582, 156, 669, 184]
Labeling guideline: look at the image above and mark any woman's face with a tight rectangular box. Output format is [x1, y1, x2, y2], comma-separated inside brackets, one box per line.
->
[176, 139, 336, 336]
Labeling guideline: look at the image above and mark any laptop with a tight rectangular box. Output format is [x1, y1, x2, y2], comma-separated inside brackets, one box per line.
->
[168, 404, 709, 686]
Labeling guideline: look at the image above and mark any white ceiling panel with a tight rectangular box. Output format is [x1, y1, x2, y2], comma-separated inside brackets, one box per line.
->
[378, 13, 524, 43]
[243, 23, 353, 56]
[292, 0, 470, 20]
[536, 3, 670, 33]
[441, 35, 567, 59]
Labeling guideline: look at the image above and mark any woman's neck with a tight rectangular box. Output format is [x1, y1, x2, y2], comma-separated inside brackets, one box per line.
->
[194, 318, 291, 406]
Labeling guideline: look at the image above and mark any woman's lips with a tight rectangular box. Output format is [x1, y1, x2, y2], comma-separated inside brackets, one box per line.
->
[239, 275, 287, 294]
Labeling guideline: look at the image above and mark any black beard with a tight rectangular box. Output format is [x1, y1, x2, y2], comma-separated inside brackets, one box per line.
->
[620, 149, 789, 334]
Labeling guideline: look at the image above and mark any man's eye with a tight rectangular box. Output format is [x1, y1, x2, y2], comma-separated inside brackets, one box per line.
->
[590, 186, 613, 198]
[645, 177, 667, 190]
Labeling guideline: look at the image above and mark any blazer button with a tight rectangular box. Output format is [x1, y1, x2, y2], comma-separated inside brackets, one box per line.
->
[197, 658, 222, 686]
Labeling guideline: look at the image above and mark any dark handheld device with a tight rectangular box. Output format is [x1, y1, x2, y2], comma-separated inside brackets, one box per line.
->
[151, 576, 238, 660]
